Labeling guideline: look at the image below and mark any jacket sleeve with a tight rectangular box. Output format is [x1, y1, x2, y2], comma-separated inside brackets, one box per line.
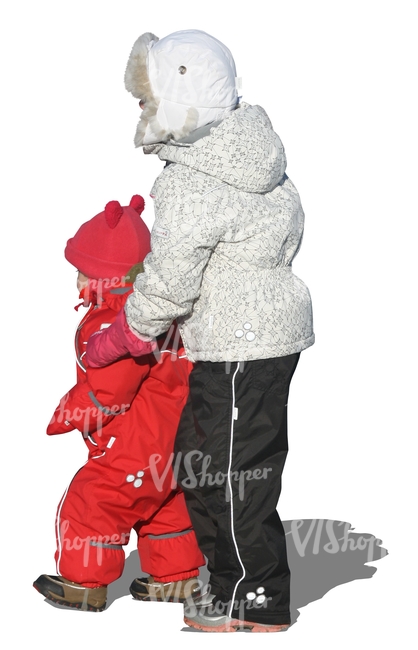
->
[125, 171, 228, 338]
[46, 355, 152, 436]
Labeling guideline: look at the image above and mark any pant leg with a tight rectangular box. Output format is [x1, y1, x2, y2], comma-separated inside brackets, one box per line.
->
[134, 489, 204, 581]
[174, 354, 299, 625]
[55, 396, 205, 587]
[173, 365, 222, 595]
[55, 454, 130, 588]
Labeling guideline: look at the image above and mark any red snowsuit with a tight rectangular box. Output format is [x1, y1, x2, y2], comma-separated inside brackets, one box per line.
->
[47, 283, 204, 588]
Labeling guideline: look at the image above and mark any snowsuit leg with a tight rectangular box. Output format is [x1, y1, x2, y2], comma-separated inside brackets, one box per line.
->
[55, 453, 128, 588]
[134, 489, 203, 581]
[55, 431, 204, 587]
[174, 354, 300, 625]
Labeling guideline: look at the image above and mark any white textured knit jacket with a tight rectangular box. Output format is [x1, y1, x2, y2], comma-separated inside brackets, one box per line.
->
[125, 102, 314, 362]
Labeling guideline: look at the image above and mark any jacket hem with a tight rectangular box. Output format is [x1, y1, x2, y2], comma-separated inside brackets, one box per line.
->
[184, 333, 315, 362]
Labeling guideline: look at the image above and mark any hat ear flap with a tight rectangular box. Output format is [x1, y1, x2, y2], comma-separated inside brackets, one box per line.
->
[129, 194, 145, 216]
[125, 32, 159, 99]
[104, 201, 124, 229]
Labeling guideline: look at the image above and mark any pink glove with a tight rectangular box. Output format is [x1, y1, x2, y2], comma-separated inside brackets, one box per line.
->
[85, 307, 156, 368]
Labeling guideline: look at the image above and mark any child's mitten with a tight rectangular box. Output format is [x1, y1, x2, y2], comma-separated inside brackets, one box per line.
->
[85, 307, 156, 368]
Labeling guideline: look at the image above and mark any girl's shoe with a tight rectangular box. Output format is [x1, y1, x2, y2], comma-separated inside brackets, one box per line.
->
[129, 575, 201, 602]
[33, 574, 107, 612]
[183, 597, 290, 633]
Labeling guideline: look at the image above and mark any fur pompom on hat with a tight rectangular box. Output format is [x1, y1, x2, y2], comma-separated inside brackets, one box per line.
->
[65, 195, 150, 280]
[124, 29, 239, 147]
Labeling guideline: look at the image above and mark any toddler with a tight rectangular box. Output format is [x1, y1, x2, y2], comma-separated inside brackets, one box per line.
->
[33, 195, 204, 611]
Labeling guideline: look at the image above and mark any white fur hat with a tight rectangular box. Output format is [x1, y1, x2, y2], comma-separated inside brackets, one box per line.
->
[124, 29, 239, 146]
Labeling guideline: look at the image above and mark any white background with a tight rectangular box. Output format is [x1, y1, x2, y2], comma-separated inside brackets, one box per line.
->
[1, 0, 416, 646]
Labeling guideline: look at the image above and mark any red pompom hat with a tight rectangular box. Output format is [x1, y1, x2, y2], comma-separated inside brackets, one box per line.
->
[65, 195, 151, 280]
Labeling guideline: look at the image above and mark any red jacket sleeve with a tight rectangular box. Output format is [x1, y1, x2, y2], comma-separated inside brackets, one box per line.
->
[47, 355, 152, 436]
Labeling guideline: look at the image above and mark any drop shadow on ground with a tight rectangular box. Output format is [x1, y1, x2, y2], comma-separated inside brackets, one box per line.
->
[108, 517, 388, 630]
[284, 518, 387, 625]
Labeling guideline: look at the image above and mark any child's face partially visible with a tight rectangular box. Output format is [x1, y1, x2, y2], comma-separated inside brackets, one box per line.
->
[77, 271, 89, 293]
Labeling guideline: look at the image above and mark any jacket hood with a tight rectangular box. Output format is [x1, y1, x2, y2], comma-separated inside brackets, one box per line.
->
[155, 103, 287, 193]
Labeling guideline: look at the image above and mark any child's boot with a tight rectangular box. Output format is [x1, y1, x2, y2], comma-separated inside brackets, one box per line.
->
[33, 574, 107, 612]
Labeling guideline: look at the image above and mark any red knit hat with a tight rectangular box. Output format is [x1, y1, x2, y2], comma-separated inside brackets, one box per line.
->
[65, 195, 151, 280]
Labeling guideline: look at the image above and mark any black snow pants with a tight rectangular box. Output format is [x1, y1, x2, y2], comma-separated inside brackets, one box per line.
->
[174, 353, 300, 625]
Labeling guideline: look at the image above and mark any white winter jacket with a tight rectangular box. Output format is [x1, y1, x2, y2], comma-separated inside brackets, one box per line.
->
[125, 102, 314, 362]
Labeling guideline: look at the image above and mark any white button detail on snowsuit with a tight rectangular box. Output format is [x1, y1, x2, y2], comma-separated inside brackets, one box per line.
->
[125, 102, 314, 362]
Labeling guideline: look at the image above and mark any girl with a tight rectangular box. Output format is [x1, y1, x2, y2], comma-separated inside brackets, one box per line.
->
[86, 31, 314, 631]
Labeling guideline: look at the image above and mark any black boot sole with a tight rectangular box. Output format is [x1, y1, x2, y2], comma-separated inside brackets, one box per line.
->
[33, 575, 106, 612]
